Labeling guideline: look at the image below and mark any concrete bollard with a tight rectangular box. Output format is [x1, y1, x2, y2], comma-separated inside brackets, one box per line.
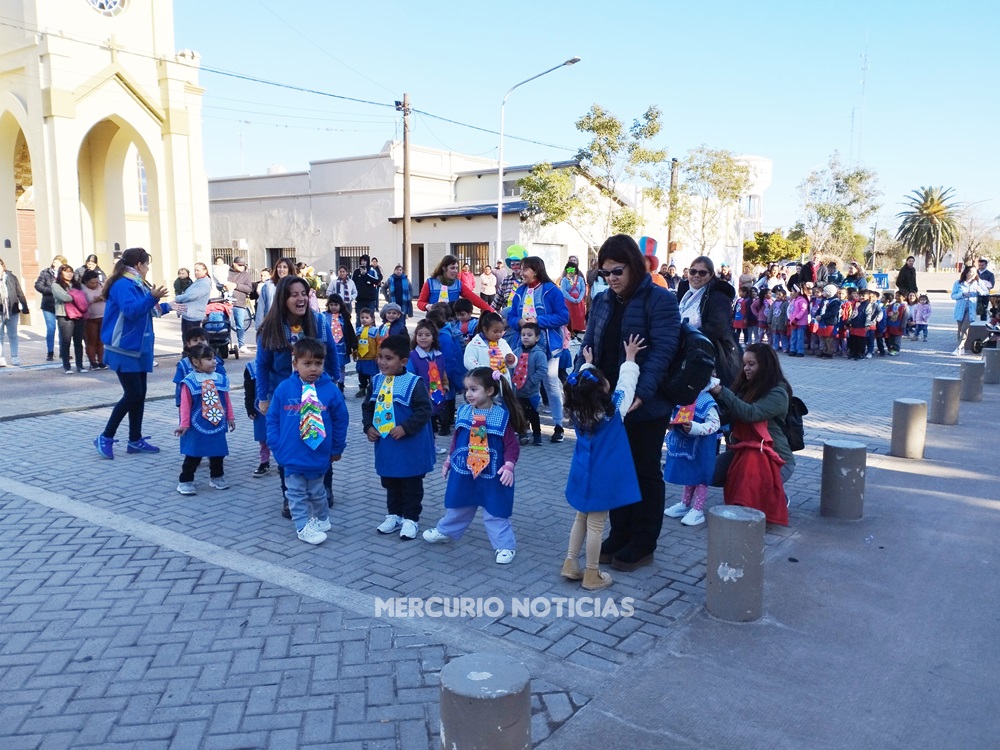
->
[706, 505, 766, 622]
[984, 349, 1000, 385]
[820, 440, 867, 520]
[890, 398, 926, 459]
[929, 377, 961, 425]
[960, 361, 986, 402]
[439, 653, 530, 750]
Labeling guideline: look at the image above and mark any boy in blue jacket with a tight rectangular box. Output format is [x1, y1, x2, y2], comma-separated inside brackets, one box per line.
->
[266, 337, 349, 545]
[512, 322, 548, 445]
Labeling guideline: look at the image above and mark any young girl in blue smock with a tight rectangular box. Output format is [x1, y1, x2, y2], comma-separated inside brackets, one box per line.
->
[559, 335, 645, 591]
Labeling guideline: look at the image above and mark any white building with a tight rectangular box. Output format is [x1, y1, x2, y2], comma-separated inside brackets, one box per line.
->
[208, 142, 771, 287]
[0, 0, 210, 297]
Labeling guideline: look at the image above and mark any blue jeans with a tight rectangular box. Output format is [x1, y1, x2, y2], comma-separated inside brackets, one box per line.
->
[790, 326, 805, 355]
[42, 309, 56, 354]
[914, 324, 928, 340]
[0, 316, 18, 360]
[232, 306, 249, 348]
[285, 473, 329, 532]
[546, 354, 564, 426]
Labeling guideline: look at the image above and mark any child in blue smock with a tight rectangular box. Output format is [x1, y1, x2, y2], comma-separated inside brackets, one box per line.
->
[407, 319, 450, 443]
[173, 326, 226, 408]
[174, 343, 236, 495]
[560, 335, 645, 590]
[425, 303, 464, 437]
[354, 308, 380, 397]
[322, 294, 358, 392]
[243, 359, 271, 477]
[663, 379, 721, 527]
[422, 368, 528, 565]
[362, 334, 435, 541]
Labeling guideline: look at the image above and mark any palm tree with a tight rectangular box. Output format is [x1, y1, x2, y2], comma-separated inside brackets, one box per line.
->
[895, 186, 960, 269]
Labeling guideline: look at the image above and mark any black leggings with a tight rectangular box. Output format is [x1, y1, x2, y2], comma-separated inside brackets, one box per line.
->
[57, 316, 84, 370]
[103, 370, 148, 442]
[180, 455, 224, 482]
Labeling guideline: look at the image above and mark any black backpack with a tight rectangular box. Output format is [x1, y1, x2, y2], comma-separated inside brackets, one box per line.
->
[783, 392, 808, 452]
[661, 323, 716, 406]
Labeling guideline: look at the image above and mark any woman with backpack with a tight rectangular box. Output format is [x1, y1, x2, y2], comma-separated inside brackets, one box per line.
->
[709, 343, 796, 525]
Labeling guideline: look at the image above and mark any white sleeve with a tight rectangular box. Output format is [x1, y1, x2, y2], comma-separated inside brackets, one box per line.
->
[614, 361, 640, 418]
[687, 403, 721, 437]
[500, 338, 515, 358]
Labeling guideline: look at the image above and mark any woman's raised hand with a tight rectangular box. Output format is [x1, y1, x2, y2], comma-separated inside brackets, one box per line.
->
[150, 284, 170, 300]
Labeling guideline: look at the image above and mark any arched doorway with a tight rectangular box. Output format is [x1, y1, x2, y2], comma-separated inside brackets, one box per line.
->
[0, 109, 38, 292]
[77, 117, 161, 276]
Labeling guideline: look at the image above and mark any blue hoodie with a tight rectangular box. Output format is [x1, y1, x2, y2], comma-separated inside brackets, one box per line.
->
[266, 372, 349, 477]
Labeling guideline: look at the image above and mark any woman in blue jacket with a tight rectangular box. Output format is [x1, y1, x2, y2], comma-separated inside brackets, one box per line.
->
[254, 275, 341, 515]
[94, 247, 172, 459]
[579, 235, 681, 571]
[951, 264, 992, 355]
[506, 257, 571, 442]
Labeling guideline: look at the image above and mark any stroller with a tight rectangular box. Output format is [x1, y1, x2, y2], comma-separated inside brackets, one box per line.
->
[970, 294, 1000, 354]
[203, 299, 239, 360]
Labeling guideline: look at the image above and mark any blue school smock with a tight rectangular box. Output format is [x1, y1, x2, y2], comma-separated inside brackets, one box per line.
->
[407, 348, 447, 413]
[565, 390, 641, 513]
[663, 391, 719, 487]
[355, 324, 380, 377]
[445, 404, 515, 518]
[426, 277, 464, 305]
[438, 322, 466, 401]
[174, 356, 227, 407]
[368, 372, 435, 478]
[178, 371, 231, 458]
[322, 311, 349, 371]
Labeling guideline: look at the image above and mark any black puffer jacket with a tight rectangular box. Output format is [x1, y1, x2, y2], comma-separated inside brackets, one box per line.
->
[33, 267, 57, 313]
[676, 277, 742, 387]
[579, 274, 681, 421]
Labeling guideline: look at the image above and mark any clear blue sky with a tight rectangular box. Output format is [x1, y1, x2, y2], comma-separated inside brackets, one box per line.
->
[175, 0, 999, 236]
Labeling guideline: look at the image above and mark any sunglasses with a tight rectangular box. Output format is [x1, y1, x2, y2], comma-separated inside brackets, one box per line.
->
[597, 266, 626, 278]
[688, 269, 712, 277]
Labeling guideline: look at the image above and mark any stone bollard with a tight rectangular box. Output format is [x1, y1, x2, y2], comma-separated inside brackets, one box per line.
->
[890, 398, 927, 459]
[439, 653, 530, 750]
[984, 349, 1000, 385]
[706, 505, 766, 622]
[820, 440, 867, 520]
[960, 361, 985, 402]
[929, 377, 961, 425]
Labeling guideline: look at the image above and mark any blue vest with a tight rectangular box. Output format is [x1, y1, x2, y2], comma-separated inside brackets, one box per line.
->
[566, 390, 640, 513]
[179, 371, 231, 458]
[369, 372, 435, 477]
[445, 404, 515, 517]
[427, 277, 463, 304]
[664, 391, 719, 487]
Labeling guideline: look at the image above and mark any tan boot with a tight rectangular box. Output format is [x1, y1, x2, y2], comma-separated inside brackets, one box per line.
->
[582, 567, 613, 591]
[560, 558, 583, 580]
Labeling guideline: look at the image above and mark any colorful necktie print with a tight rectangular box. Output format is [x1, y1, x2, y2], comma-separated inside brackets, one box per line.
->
[427, 359, 444, 405]
[331, 315, 343, 343]
[465, 413, 490, 479]
[357, 327, 370, 357]
[373, 376, 395, 436]
[299, 382, 326, 450]
[488, 341, 507, 374]
[512, 352, 529, 389]
[522, 287, 537, 320]
[289, 325, 303, 345]
[437, 282, 450, 303]
[201, 379, 224, 426]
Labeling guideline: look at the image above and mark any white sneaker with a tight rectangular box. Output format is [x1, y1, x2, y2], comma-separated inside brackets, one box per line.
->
[681, 508, 705, 526]
[376, 514, 403, 534]
[239, 345, 252, 354]
[495, 549, 516, 564]
[952, 347, 963, 356]
[435, 446, 448, 455]
[209, 476, 229, 490]
[176, 482, 196, 495]
[313, 517, 332, 532]
[399, 519, 418, 540]
[0, 357, 6, 367]
[297, 519, 327, 545]
[422, 527, 452, 544]
[664, 501, 690, 518]
[10, 358, 19, 366]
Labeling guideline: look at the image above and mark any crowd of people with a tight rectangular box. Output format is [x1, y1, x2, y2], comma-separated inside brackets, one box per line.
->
[4, 241, 996, 588]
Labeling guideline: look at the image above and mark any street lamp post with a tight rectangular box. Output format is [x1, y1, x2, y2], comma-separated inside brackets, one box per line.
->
[496, 57, 580, 263]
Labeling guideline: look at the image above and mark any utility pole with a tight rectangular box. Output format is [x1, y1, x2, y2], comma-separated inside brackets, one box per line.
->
[396, 95, 412, 276]
[666, 158, 680, 260]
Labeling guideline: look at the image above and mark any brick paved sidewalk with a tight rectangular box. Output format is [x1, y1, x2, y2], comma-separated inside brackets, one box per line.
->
[0, 303, 987, 748]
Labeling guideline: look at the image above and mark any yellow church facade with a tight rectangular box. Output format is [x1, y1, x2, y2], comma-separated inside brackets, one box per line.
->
[0, 0, 209, 297]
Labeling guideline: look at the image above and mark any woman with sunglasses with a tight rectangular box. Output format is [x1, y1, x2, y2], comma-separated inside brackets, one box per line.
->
[579, 235, 681, 571]
[675, 255, 742, 387]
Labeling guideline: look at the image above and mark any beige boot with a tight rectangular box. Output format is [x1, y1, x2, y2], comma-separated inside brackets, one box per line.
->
[560, 558, 583, 580]
[582, 567, 613, 591]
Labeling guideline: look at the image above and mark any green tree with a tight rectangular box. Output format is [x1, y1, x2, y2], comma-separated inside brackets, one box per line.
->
[895, 186, 960, 269]
[743, 230, 790, 267]
[798, 152, 881, 256]
[519, 103, 667, 245]
[665, 146, 754, 255]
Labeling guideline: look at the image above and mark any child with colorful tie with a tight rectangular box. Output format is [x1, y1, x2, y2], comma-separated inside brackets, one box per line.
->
[511, 322, 547, 446]
[322, 294, 358, 392]
[464, 311, 516, 385]
[174, 343, 236, 495]
[265, 337, 349, 545]
[173, 326, 227, 409]
[407, 320, 450, 447]
[422, 368, 528, 565]
[362, 334, 436, 540]
[354, 308, 380, 398]
[425, 304, 465, 437]
[452, 298, 478, 346]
